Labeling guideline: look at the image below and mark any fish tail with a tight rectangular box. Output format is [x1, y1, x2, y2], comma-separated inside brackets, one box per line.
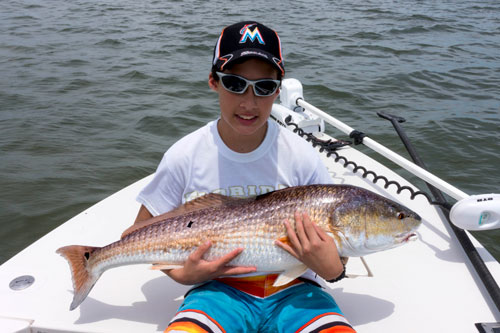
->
[56, 245, 102, 310]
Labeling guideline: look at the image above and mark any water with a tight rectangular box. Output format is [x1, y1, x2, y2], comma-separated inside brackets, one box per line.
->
[1, 0, 499, 265]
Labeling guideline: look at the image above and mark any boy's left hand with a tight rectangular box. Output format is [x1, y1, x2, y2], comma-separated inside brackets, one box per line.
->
[275, 211, 344, 281]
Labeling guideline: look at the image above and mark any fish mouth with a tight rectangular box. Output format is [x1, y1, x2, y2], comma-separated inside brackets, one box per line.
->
[396, 232, 419, 243]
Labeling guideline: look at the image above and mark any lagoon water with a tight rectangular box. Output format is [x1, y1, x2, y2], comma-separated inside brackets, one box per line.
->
[1, 0, 499, 264]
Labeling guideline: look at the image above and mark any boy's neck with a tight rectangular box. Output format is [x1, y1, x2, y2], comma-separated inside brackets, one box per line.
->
[217, 120, 268, 153]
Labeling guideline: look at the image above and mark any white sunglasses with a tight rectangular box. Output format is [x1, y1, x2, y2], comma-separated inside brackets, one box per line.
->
[216, 72, 281, 97]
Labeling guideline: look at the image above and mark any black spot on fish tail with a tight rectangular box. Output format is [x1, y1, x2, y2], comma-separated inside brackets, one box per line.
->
[84, 252, 90, 260]
[187, 221, 194, 228]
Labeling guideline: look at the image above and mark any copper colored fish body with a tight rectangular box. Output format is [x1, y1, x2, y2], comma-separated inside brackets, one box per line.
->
[57, 184, 421, 310]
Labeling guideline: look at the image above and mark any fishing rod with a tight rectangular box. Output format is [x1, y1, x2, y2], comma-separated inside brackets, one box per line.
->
[377, 111, 500, 316]
[291, 96, 500, 232]
[275, 78, 500, 315]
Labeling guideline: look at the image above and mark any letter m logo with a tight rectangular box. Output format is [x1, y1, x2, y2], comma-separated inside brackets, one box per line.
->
[239, 24, 265, 44]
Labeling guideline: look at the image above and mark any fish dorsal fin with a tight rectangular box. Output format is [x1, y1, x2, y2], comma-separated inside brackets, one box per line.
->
[121, 213, 174, 239]
[121, 193, 249, 239]
[180, 193, 249, 210]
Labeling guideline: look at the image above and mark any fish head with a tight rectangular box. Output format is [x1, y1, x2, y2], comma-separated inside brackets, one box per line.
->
[332, 188, 422, 256]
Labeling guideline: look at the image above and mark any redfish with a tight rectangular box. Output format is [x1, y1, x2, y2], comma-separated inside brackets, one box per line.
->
[57, 184, 421, 310]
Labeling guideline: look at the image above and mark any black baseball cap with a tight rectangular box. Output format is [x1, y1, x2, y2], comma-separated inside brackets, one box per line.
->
[212, 21, 285, 76]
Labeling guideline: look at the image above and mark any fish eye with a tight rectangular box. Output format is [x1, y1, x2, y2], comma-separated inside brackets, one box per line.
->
[397, 212, 405, 220]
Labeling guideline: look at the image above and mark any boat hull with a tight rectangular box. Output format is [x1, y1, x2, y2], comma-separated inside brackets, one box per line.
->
[0, 132, 498, 332]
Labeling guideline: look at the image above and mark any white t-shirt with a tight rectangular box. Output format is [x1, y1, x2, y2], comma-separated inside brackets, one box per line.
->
[137, 119, 333, 215]
[136, 119, 333, 284]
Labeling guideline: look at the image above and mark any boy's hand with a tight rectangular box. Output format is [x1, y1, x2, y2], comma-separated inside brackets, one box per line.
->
[275, 211, 344, 281]
[163, 241, 257, 285]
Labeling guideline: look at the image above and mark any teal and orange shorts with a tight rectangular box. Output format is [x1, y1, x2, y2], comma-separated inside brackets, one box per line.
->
[165, 274, 355, 333]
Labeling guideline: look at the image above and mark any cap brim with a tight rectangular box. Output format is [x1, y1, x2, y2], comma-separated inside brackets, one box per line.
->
[217, 48, 284, 75]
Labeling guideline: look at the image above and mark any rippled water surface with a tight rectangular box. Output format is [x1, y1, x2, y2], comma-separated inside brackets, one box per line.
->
[1, 0, 499, 264]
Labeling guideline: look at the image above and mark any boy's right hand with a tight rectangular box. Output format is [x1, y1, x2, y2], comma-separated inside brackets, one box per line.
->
[163, 241, 257, 285]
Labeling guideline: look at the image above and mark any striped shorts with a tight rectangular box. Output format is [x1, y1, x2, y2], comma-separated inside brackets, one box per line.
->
[164, 278, 355, 333]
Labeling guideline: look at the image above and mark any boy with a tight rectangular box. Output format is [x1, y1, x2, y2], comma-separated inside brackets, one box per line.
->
[135, 21, 355, 332]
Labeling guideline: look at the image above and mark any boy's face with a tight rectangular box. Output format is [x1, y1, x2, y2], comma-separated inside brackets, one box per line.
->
[209, 58, 280, 144]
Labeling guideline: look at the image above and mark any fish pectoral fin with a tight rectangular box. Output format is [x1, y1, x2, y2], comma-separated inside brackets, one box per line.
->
[273, 264, 308, 287]
[326, 230, 345, 254]
[150, 263, 184, 271]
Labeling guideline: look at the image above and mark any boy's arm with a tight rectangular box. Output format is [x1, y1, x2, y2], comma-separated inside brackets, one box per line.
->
[164, 242, 257, 285]
[276, 211, 344, 281]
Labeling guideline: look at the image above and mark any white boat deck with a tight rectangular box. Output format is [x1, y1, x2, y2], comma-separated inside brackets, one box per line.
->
[0, 132, 499, 332]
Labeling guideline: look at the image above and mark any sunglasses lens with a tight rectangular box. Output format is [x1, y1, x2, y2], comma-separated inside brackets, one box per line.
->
[218, 73, 279, 96]
[221, 75, 247, 93]
[255, 81, 279, 96]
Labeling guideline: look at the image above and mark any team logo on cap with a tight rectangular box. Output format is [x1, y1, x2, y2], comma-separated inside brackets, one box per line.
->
[239, 24, 265, 44]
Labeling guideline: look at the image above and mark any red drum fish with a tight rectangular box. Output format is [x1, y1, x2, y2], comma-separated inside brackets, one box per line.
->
[57, 184, 421, 310]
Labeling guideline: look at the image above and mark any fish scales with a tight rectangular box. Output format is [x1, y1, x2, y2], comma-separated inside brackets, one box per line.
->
[57, 184, 421, 310]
